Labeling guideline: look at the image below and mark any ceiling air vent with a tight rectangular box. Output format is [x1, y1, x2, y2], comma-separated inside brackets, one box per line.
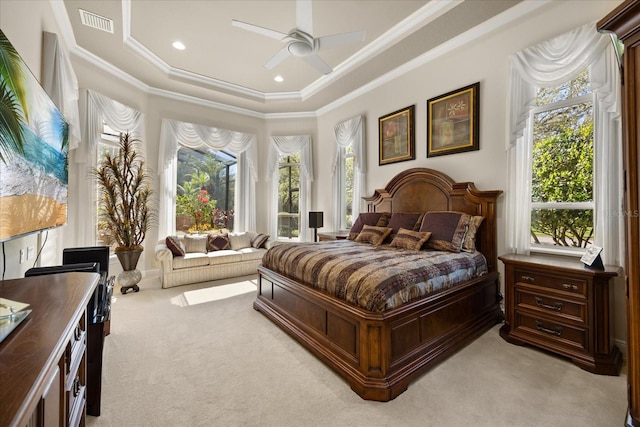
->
[79, 9, 114, 34]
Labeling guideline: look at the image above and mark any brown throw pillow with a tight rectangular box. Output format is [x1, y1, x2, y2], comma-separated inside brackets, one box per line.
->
[462, 216, 484, 252]
[251, 233, 269, 249]
[420, 211, 471, 253]
[389, 228, 432, 250]
[207, 233, 230, 251]
[166, 236, 185, 256]
[348, 212, 391, 240]
[355, 225, 392, 246]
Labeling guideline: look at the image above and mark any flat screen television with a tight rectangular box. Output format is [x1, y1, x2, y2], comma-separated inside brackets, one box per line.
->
[0, 28, 69, 242]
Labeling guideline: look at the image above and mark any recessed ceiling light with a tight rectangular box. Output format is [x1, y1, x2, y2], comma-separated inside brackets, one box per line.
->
[172, 41, 186, 50]
[274, 75, 284, 82]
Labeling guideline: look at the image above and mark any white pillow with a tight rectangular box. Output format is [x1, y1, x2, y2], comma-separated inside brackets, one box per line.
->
[183, 234, 208, 253]
[228, 232, 252, 250]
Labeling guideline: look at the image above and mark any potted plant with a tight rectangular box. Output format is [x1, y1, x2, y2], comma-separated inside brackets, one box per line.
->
[94, 132, 153, 293]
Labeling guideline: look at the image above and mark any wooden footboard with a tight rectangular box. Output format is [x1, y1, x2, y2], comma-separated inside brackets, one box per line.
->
[254, 265, 502, 401]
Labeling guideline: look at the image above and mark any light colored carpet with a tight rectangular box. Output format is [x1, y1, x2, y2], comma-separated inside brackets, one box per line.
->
[87, 276, 627, 427]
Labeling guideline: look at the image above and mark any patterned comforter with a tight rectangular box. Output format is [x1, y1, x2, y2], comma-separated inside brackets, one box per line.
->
[260, 240, 488, 312]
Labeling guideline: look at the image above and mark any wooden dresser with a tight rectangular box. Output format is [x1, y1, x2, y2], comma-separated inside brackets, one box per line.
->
[499, 253, 622, 375]
[0, 272, 99, 427]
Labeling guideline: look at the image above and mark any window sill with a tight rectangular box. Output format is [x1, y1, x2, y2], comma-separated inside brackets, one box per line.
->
[530, 245, 586, 258]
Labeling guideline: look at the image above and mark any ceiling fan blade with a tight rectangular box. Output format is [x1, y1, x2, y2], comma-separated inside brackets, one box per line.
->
[296, 0, 313, 35]
[317, 31, 366, 50]
[303, 54, 332, 75]
[264, 46, 292, 70]
[232, 19, 291, 41]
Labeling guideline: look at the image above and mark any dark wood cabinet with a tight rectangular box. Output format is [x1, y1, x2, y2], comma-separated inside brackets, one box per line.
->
[0, 272, 98, 427]
[598, 1, 640, 424]
[499, 253, 622, 375]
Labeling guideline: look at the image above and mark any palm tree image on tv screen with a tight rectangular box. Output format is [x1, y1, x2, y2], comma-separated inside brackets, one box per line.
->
[0, 29, 69, 241]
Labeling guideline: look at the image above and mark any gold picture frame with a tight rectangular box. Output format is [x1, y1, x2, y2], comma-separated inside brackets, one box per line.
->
[379, 105, 415, 165]
[427, 82, 479, 157]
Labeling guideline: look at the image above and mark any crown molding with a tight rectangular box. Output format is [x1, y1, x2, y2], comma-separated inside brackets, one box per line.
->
[317, 0, 552, 116]
[52, 0, 552, 121]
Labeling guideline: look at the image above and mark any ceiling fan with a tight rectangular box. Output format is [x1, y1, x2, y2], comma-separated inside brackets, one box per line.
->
[231, 0, 366, 75]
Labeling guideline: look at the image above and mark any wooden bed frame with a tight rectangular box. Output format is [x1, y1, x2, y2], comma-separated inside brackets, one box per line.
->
[254, 168, 503, 401]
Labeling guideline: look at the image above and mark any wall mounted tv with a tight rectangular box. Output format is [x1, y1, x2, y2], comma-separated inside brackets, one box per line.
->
[0, 29, 69, 242]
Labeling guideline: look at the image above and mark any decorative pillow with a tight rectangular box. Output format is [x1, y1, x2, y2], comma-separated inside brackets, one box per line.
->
[419, 211, 471, 253]
[462, 216, 484, 252]
[251, 233, 270, 249]
[207, 233, 230, 251]
[355, 225, 393, 246]
[389, 228, 432, 250]
[165, 236, 186, 257]
[348, 212, 391, 240]
[183, 234, 208, 254]
[228, 232, 252, 250]
[387, 213, 424, 234]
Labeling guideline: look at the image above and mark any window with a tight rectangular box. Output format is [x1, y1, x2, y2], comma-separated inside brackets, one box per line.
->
[175, 147, 236, 233]
[530, 70, 594, 251]
[277, 152, 300, 239]
[339, 144, 355, 229]
[96, 124, 121, 246]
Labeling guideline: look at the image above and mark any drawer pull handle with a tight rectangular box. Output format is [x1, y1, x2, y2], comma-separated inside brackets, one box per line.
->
[521, 275, 535, 282]
[562, 283, 579, 291]
[535, 297, 563, 312]
[535, 320, 563, 336]
[73, 377, 81, 397]
[74, 326, 82, 341]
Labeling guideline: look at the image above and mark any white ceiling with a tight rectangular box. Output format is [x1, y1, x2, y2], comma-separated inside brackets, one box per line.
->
[60, 0, 521, 115]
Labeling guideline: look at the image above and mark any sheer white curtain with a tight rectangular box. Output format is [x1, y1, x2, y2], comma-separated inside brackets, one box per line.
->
[42, 32, 81, 148]
[157, 119, 258, 237]
[41, 31, 81, 264]
[73, 90, 145, 247]
[332, 115, 365, 229]
[506, 22, 623, 264]
[267, 135, 313, 241]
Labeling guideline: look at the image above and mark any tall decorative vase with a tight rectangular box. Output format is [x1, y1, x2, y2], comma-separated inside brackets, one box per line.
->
[116, 248, 143, 294]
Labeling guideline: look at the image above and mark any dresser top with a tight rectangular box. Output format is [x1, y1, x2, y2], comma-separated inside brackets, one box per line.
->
[499, 253, 621, 278]
[0, 272, 98, 427]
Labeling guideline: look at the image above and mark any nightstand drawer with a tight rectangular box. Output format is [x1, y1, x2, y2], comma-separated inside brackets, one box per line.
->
[514, 312, 588, 352]
[515, 288, 586, 324]
[515, 269, 587, 297]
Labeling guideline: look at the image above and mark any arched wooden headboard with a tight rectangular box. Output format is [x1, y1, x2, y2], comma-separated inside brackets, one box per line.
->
[363, 168, 503, 272]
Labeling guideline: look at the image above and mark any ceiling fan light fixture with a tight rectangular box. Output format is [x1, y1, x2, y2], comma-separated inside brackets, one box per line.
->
[288, 40, 312, 57]
[172, 41, 186, 50]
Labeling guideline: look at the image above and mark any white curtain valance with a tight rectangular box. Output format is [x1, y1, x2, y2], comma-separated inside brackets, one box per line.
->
[77, 90, 145, 163]
[332, 115, 365, 227]
[157, 118, 258, 236]
[266, 135, 313, 182]
[42, 31, 81, 149]
[158, 119, 258, 181]
[331, 115, 365, 176]
[508, 22, 611, 147]
[505, 21, 623, 264]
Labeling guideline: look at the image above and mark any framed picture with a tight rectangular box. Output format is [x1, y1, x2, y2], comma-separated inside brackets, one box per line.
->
[379, 105, 415, 165]
[427, 82, 479, 157]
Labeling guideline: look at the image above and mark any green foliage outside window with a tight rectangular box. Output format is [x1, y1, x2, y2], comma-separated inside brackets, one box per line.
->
[530, 70, 594, 248]
[176, 147, 236, 232]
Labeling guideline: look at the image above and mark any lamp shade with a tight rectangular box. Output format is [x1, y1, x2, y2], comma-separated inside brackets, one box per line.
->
[309, 211, 324, 229]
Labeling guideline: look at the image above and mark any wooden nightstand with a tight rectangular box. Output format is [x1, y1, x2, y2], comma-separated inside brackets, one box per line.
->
[499, 253, 622, 375]
[317, 231, 349, 241]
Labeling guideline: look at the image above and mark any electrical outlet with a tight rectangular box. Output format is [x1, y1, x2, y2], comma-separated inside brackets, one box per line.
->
[19, 249, 25, 264]
[27, 246, 35, 260]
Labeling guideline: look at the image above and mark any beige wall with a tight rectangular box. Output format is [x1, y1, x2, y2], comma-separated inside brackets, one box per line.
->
[0, 0, 626, 345]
